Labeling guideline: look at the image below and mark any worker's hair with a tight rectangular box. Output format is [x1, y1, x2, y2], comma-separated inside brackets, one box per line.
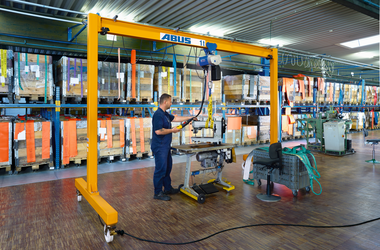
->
[159, 93, 172, 104]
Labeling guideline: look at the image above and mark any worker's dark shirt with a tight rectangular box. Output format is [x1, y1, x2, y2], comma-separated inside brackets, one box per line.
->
[151, 107, 175, 151]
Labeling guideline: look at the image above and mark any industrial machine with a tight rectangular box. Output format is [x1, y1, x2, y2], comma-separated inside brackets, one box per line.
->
[191, 118, 226, 144]
[297, 106, 354, 156]
[172, 143, 235, 203]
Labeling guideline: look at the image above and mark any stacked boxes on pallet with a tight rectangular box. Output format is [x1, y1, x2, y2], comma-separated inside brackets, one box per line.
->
[344, 84, 352, 104]
[225, 116, 242, 145]
[182, 69, 204, 103]
[154, 66, 182, 101]
[127, 64, 154, 102]
[315, 78, 326, 104]
[325, 82, 334, 104]
[0, 49, 13, 102]
[171, 122, 181, 147]
[98, 116, 126, 161]
[333, 83, 343, 104]
[125, 117, 152, 159]
[304, 76, 314, 103]
[366, 86, 374, 105]
[258, 116, 270, 142]
[0, 116, 13, 172]
[350, 112, 365, 130]
[14, 116, 53, 172]
[280, 78, 295, 105]
[256, 75, 270, 102]
[351, 85, 358, 104]
[14, 53, 54, 103]
[56, 57, 88, 102]
[98, 61, 126, 101]
[223, 74, 256, 103]
[241, 125, 257, 145]
[61, 116, 87, 167]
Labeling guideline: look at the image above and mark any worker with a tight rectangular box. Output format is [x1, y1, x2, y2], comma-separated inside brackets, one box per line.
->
[152, 93, 197, 201]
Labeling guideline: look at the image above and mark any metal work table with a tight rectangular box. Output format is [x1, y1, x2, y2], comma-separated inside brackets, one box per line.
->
[172, 143, 236, 203]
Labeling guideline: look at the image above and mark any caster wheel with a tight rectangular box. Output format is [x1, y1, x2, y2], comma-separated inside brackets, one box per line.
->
[104, 225, 114, 243]
[197, 194, 205, 204]
[75, 164, 80, 168]
[305, 186, 311, 192]
[292, 190, 298, 197]
[8, 171, 12, 175]
[13, 171, 18, 175]
[178, 184, 184, 190]
[257, 179, 262, 186]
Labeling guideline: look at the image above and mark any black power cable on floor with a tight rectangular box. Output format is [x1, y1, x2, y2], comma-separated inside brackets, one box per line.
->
[98, 215, 380, 245]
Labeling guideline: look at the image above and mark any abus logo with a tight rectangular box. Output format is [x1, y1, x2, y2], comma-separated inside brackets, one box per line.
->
[160, 34, 191, 44]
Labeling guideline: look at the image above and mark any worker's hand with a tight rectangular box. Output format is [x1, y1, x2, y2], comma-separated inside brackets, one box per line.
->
[192, 117, 198, 121]
[172, 127, 181, 133]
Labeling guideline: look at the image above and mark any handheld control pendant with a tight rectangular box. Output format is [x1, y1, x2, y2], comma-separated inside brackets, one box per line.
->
[176, 118, 194, 129]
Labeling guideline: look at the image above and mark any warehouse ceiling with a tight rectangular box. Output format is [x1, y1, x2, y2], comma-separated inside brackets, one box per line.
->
[1, 0, 379, 82]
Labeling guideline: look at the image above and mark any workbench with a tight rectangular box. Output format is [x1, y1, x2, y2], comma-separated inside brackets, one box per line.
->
[172, 143, 235, 203]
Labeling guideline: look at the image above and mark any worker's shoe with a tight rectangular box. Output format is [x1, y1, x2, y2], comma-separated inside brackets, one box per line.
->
[163, 188, 180, 195]
[153, 191, 171, 201]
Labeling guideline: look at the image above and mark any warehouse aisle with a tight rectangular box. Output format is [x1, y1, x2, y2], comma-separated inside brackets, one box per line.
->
[1, 131, 379, 249]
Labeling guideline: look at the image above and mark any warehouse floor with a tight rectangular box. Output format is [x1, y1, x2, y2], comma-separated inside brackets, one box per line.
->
[1, 131, 380, 249]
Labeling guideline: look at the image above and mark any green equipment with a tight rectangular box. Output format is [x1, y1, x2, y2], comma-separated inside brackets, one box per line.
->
[297, 106, 355, 156]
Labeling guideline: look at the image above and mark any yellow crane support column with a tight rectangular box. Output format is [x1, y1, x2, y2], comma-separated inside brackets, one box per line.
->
[270, 48, 279, 144]
[75, 13, 118, 227]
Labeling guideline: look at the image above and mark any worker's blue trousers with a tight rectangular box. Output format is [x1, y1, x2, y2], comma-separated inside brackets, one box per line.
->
[153, 148, 173, 195]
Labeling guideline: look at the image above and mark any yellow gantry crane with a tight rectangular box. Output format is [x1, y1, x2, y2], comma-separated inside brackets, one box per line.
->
[75, 13, 278, 242]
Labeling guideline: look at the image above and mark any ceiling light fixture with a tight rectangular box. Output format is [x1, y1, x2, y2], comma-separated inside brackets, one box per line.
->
[356, 52, 375, 58]
[258, 39, 286, 47]
[340, 35, 379, 48]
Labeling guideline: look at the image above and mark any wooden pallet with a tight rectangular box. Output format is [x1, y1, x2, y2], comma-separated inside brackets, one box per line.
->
[62, 158, 87, 168]
[99, 154, 126, 163]
[14, 161, 54, 174]
[126, 151, 153, 160]
[0, 93, 13, 104]
[242, 141, 258, 146]
[258, 139, 270, 144]
[15, 94, 54, 103]
[0, 165, 12, 172]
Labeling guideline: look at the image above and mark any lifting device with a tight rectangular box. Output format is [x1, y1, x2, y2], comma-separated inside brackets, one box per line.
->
[75, 13, 278, 242]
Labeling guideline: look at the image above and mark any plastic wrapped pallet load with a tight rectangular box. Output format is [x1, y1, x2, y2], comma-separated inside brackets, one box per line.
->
[343, 84, 352, 104]
[98, 61, 126, 101]
[241, 125, 257, 145]
[258, 116, 270, 142]
[14, 116, 53, 172]
[14, 53, 54, 103]
[98, 116, 126, 161]
[61, 117, 87, 166]
[223, 74, 257, 102]
[154, 66, 182, 102]
[350, 112, 365, 130]
[0, 49, 13, 102]
[171, 122, 181, 147]
[256, 75, 270, 102]
[125, 117, 152, 159]
[56, 57, 89, 102]
[127, 64, 154, 102]
[0, 116, 13, 172]
[225, 116, 242, 145]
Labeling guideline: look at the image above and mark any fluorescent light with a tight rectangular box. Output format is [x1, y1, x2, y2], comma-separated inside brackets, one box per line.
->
[356, 52, 375, 58]
[340, 35, 379, 48]
[189, 26, 225, 36]
[258, 39, 286, 47]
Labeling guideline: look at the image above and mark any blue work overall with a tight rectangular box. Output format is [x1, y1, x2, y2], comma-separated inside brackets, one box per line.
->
[151, 108, 175, 195]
